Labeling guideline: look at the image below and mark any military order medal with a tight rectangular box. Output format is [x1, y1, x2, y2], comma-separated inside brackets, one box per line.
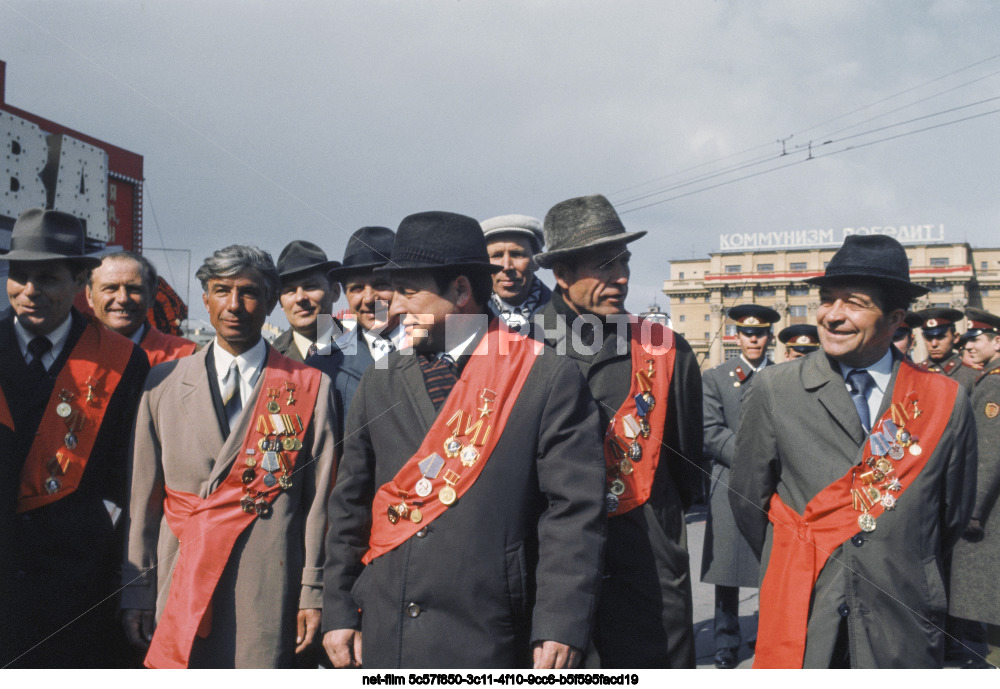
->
[858, 513, 877, 532]
[986, 402, 1000, 419]
[56, 402, 72, 418]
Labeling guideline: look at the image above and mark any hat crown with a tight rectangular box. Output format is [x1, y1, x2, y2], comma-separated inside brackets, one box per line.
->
[341, 226, 395, 271]
[804, 234, 928, 299]
[2, 208, 97, 265]
[382, 211, 494, 272]
[534, 194, 647, 268]
[277, 240, 337, 278]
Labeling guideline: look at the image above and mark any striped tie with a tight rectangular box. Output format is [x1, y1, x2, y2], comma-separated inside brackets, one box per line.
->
[418, 353, 458, 410]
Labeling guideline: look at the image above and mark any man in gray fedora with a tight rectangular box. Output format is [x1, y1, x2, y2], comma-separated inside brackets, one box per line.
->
[480, 214, 552, 333]
[273, 240, 341, 362]
[322, 211, 606, 669]
[731, 234, 977, 668]
[532, 193, 704, 668]
[0, 208, 150, 667]
[308, 226, 401, 433]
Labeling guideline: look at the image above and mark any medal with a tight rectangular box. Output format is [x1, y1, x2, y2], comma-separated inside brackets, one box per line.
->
[240, 496, 255, 513]
[619, 457, 634, 475]
[875, 458, 891, 473]
[628, 440, 642, 462]
[887, 477, 902, 492]
[460, 445, 479, 467]
[44, 476, 61, 494]
[439, 486, 457, 505]
[444, 436, 462, 458]
[888, 444, 905, 460]
[858, 512, 877, 532]
[609, 479, 626, 496]
[622, 415, 642, 439]
[605, 492, 619, 513]
[242, 468, 256, 484]
[56, 402, 72, 418]
[387, 506, 400, 524]
[634, 393, 650, 417]
[410, 508, 423, 524]
[64, 432, 78, 450]
[640, 418, 650, 438]
[262, 451, 281, 473]
[282, 437, 296, 451]
[85, 376, 99, 405]
[285, 382, 297, 406]
[415, 478, 433, 497]
[262, 472, 278, 488]
[478, 389, 496, 418]
[881, 494, 896, 510]
[279, 474, 292, 489]
[267, 388, 280, 414]
[909, 444, 922, 456]
[254, 498, 269, 516]
[866, 486, 881, 503]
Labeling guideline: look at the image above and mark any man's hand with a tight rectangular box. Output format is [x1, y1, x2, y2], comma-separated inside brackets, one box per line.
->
[964, 518, 985, 541]
[532, 640, 581, 669]
[295, 608, 322, 653]
[323, 628, 363, 668]
[122, 609, 156, 648]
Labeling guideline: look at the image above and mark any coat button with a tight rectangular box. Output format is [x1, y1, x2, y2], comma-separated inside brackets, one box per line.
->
[405, 603, 422, 618]
[838, 603, 850, 618]
[851, 534, 864, 547]
[415, 527, 427, 538]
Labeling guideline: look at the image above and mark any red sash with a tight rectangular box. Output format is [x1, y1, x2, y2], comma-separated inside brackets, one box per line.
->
[753, 361, 957, 668]
[603, 319, 675, 517]
[363, 322, 542, 564]
[144, 349, 322, 669]
[0, 387, 13, 432]
[17, 319, 133, 513]
[141, 325, 197, 366]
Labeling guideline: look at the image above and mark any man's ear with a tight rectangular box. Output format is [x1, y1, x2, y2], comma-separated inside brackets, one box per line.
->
[451, 275, 472, 309]
[551, 262, 574, 292]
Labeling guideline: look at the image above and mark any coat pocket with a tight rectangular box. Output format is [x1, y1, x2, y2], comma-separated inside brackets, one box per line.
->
[351, 565, 373, 611]
[504, 541, 528, 623]
[921, 555, 947, 619]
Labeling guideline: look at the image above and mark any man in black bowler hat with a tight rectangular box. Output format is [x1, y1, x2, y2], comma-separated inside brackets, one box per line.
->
[532, 193, 704, 669]
[0, 208, 149, 667]
[917, 307, 978, 390]
[701, 303, 779, 668]
[307, 226, 401, 433]
[273, 240, 341, 362]
[321, 211, 606, 669]
[731, 234, 977, 668]
[779, 323, 820, 361]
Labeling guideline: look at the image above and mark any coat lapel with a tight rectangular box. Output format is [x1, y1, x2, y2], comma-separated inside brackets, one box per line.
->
[206, 365, 268, 491]
[396, 353, 438, 432]
[177, 347, 227, 461]
[802, 352, 867, 445]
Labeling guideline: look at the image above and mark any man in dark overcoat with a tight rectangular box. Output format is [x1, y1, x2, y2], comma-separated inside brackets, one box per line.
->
[0, 209, 149, 667]
[321, 211, 606, 669]
[308, 226, 400, 434]
[731, 234, 977, 668]
[700, 303, 778, 668]
[480, 214, 552, 333]
[273, 240, 340, 362]
[949, 307, 1000, 667]
[532, 194, 704, 668]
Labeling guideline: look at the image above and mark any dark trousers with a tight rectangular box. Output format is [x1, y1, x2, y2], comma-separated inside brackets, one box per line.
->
[714, 585, 741, 652]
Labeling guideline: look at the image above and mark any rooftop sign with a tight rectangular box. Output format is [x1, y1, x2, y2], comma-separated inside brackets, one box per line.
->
[719, 224, 945, 251]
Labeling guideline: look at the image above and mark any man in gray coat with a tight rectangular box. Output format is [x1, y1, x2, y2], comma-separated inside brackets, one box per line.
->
[533, 194, 704, 668]
[731, 234, 977, 668]
[321, 211, 606, 669]
[121, 245, 338, 668]
[949, 307, 1000, 667]
[700, 303, 778, 668]
[916, 307, 978, 391]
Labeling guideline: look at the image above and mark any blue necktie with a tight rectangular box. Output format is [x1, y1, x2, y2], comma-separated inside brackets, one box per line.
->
[846, 368, 874, 432]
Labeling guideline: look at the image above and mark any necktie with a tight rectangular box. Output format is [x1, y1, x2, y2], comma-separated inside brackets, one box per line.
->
[419, 353, 458, 411]
[306, 342, 318, 358]
[846, 368, 875, 433]
[221, 361, 242, 430]
[27, 336, 53, 381]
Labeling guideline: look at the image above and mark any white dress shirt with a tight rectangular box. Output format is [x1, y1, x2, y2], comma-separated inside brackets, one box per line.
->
[212, 337, 267, 419]
[838, 347, 894, 426]
[14, 314, 73, 371]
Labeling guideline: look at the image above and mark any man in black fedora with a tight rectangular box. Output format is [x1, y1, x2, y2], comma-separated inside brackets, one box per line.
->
[532, 193, 704, 668]
[321, 210, 606, 669]
[916, 307, 978, 390]
[307, 226, 401, 433]
[701, 303, 779, 668]
[0, 208, 149, 667]
[273, 240, 341, 362]
[730, 234, 977, 668]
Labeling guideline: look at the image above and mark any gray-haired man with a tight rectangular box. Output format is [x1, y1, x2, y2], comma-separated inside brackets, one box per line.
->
[121, 245, 339, 668]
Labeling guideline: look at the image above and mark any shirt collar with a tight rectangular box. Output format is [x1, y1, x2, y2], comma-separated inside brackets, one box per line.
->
[213, 336, 267, 387]
[740, 354, 769, 373]
[291, 329, 316, 359]
[129, 322, 148, 346]
[838, 347, 894, 396]
[14, 313, 74, 359]
[444, 317, 488, 362]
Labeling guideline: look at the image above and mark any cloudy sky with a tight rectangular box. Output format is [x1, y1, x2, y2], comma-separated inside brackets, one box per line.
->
[2, 0, 999, 326]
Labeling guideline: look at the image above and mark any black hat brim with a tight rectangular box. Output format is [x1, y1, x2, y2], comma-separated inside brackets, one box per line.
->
[0, 249, 102, 268]
[804, 273, 929, 300]
[278, 261, 342, 281]
[373, 260, 503, 275]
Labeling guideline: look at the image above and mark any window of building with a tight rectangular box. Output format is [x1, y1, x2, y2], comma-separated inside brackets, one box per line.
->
[790, 262, 807, 271]
[723, 288, 742, 298]
[790, 305, 808, 324]
[678, 271, 685, 279]
[823, 261, 830, 269]
[788, 285, 810, 296]
[982, 289, 991, 297]
[704, 294, 710, 302]
[725, 324, 737, 336]
[982, 261, 988, 270]
[929, 257, 950, 266]
[704, 314, 710, 321]
[704, 332, 710, 339]
[725, 348, 741, 360]
[677, 296, 686, 304]
[928, 283, 950, 293]
[755, 287, 776, 297]
[757, 263, 774, 273]
[725, 265, 741, 274]
[679, 314, 686, 322]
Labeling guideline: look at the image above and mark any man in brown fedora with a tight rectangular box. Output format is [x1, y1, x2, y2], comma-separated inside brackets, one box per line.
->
[731, 234, 977, 668]
[87, 251, 196, 366]
[0, 208, 150, 667]
[322, 211, 606, 669]
[273, 240, 341, 362]
[532, 193, 704, 669]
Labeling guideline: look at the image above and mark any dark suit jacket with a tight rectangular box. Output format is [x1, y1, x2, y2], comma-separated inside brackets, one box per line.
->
[272, 328, 306, 363]
[731, 348, 976, 668]
[322, 330, 607, 668]
[306, 327, 376, 438]
[0, 309, 149, 667]
[533, 293, 704, 668]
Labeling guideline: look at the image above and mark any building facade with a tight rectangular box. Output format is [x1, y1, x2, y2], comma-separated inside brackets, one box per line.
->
[663, 243, 1000, 370]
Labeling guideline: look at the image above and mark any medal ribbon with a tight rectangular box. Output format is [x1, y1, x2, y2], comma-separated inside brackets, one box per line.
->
[141, 325, 197, 367]
[363, 321, 542, 565]
[16, 319, 133, 513]
[144, 348, 322, 669]
[603, 319, 675, 517]
[753, 360, 957, 668]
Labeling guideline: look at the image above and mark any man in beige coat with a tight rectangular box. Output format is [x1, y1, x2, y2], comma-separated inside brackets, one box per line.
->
[121, 245, 338, 668]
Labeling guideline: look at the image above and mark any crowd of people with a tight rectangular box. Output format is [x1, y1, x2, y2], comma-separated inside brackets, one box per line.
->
[0, 195, 997, 670]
